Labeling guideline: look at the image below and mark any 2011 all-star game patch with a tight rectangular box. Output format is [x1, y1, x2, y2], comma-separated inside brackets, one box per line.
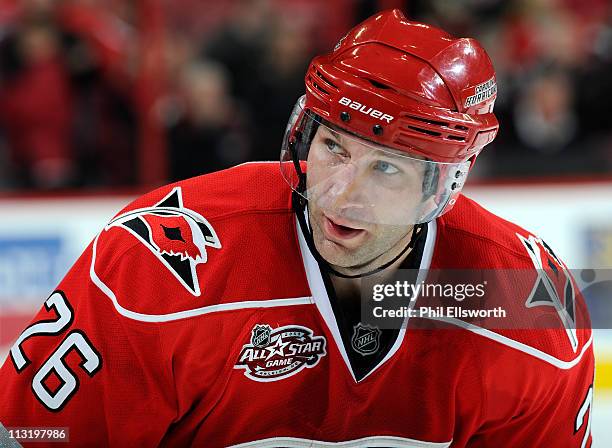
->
[234, 324, 327, 382]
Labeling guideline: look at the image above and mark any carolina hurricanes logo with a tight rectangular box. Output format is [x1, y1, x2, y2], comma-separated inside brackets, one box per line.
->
[104, 187, 221, 296]
[517, 233, 578, 352]
[145, 214, 203, 261]
[234, 324, 327, 382]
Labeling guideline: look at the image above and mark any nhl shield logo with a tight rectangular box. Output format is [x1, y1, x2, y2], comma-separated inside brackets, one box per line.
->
[235, 324, 327, 382]
[351, 323, 381, 356]
[251, 324, 272, 348]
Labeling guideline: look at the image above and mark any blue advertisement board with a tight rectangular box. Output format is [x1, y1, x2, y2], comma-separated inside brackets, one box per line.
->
[0, 237, 69, 305]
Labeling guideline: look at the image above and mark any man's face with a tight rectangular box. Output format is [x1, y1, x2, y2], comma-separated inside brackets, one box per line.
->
[306, 123, 427, 270]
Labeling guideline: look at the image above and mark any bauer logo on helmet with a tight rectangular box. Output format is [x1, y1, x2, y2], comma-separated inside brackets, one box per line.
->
[338, 97, 395, 123]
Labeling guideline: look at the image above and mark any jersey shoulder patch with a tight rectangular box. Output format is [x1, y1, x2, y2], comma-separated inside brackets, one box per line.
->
[89, 171, 309, 322]
[430, 195, 592, 367]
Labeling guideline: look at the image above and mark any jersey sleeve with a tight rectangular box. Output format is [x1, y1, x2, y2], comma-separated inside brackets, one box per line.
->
[0, 240, 178, 447]
[468, 332, 594, 447]
[437, 219, 597, 447]
[472, 233, 596, 447]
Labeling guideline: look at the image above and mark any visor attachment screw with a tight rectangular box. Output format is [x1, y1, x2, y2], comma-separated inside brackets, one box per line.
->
[373, 124, 383, 135]
[340, 111, 351, 122]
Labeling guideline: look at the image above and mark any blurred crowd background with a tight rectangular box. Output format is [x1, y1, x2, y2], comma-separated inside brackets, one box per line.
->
[0, 0, 610, 191]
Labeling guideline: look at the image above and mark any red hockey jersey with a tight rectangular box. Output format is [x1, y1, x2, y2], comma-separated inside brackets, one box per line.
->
[0, 162, 594, 447]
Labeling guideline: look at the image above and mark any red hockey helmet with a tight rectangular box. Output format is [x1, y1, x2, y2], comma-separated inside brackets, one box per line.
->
[281, 9, 499, 225]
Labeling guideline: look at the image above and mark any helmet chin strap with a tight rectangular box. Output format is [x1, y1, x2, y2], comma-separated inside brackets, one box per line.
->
[292, 190, 424, 279]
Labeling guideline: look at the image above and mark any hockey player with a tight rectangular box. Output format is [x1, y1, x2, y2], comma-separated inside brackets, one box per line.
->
[0, 9, 594, 447]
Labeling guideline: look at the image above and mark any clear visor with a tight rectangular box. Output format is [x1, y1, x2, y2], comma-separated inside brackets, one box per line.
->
[280, 96, 470, 226]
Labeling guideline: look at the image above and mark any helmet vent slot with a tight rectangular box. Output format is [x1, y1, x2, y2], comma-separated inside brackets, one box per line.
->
[403, 114, 448, 127]
[455, 125, 469, 131]
[315, 70, 338, 90]
[312, 81, 330, 96]
[307, 73, 331, 98]
[368, 79, 391, 90]
[447, 135, 466, 141]
[407, 126, 441, 137]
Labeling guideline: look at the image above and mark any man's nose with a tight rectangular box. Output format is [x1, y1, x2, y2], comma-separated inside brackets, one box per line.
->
[326, 162, 369, 207]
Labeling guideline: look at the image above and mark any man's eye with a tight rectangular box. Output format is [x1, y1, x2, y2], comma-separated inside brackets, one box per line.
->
[324, 139, 346, 156]
[373, 160, 400, 174]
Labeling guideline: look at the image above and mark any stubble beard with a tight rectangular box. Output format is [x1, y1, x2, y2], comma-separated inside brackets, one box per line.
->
[308, 205, 414, 274]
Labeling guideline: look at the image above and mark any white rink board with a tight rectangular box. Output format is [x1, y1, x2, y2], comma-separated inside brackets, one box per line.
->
[465, 182, 612, 269]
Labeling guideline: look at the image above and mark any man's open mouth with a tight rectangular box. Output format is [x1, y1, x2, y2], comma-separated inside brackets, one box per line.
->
[322, 214, 367, 241]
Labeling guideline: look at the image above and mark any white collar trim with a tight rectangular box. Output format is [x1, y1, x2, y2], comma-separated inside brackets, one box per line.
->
[296, 215, 437, 382]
